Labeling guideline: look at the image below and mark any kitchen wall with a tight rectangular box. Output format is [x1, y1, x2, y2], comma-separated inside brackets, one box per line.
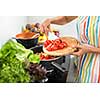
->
[27, 16, 78, 38]
[0, 16, 27, 47]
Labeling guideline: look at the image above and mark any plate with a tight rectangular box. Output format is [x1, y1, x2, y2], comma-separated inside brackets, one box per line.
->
[43, 37, 80, 56]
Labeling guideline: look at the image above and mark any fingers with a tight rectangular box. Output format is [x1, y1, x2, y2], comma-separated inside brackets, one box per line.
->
[39, 24, 50, 37]
[39, 19, 51, 36]
[72, 51, 80, 56]
[72, 45, 82, 49]
[44, 25, 50, 36]
[72, 49, 83, 56]
[39, 24, 44, 33]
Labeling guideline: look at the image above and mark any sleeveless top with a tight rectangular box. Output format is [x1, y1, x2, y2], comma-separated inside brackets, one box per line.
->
[76, 16, 100, 83]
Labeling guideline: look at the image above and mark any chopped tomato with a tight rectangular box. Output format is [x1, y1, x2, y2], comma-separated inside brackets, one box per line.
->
[46, 40, 52, 45]
[40, 52, 55, 60]
[40, 54, 45, 60]
[44, 38, 67, 51]
[44, 40, 52, 47]
[46, 44, 52, 51]
[53, 45, 58, 50]
[61, 42, 68, 47]
[44, 42, 48, 47]
[58, 44, 64, 49]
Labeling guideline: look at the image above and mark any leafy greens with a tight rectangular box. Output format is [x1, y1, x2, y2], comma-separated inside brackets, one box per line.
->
[0, 39, 40, 83]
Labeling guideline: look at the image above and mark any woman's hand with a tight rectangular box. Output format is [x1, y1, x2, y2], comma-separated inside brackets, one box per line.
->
[39, 16, 78, 36]
[71, 44, 94, 57]
[39, 19, 51, 36]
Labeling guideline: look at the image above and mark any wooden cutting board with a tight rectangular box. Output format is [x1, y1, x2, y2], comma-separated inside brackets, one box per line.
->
[43, 37, 80, 56]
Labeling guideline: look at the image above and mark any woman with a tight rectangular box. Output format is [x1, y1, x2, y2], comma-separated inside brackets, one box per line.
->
[40, 16, 100, 83]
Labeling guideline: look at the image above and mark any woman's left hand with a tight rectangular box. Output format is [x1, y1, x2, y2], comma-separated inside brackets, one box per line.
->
[72, 44, 93, 56]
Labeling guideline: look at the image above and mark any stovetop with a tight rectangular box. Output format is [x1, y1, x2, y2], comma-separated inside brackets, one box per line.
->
[30, 45, 71, 83]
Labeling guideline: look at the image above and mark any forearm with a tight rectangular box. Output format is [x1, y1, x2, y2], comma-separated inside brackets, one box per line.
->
[49, 16, 78, 25]
[90, 46, 100, 54]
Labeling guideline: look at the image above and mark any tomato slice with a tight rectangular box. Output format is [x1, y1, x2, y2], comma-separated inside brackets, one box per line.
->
[40, 54, 45, 60]
[61, 42, 68, 47]
[55, 39, 62, 44]
[44, 42, 48, 47]
[44, 40, 52, 47]
[58, 44, 64, 49]
[45, 38, 68, 51]
[53, 45, 58, 50]
[46, 40, 52, 45]
[46, 43, 52, 51]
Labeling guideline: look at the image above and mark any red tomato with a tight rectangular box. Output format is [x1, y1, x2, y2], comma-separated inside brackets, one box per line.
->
[51, 44, 59, 50]
[45, 39, 67, 51]
[46, 40, 52, 44]
[50, 44, 55, 50]
[53, 45, 58, 50]
[44, 56, 48, 59]
[44, 42, 48, 47]
[55, 39, 62, 44]
[52, 40, 55, 43]
[48, 56, 53, 59]
[40, 54, 45, 60]
[58, 44, 64, 49]
[54, 41, 59, 46]
[46, 44, 52, 51]
[44, 40, 52, 47]
[61, 42, 68, 47]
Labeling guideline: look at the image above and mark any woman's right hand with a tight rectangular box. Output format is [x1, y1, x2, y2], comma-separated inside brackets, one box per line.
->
[39, 19, 51, 36]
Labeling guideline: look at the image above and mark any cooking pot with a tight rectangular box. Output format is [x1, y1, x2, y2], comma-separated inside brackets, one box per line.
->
[12, 37, 38, 49]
